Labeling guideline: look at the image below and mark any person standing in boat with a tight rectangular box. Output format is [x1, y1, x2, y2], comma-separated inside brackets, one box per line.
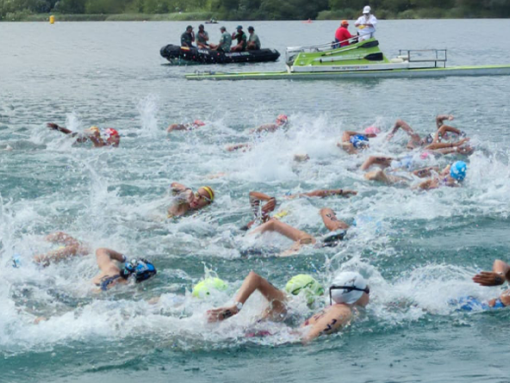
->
[355, 6, 377, 41]
[335, 20, 353, 47]
[210, 26, 232, 52]
[231, 25, 248, 52]
[247, 26, 261, 50]
[181, 25, 195, 48]
[196, 24, 209, 49]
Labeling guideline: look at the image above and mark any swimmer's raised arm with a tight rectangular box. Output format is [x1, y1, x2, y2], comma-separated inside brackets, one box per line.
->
[95, 248, 124, 274]
[207, 271, 287, 322]
[473, 260, 510, 286]
[47, 123, 74, 135]
[387, 120, 421, 146]
[292, 189, 357, 199]
[425, 137, 469, 151]
[436, 114, 454, 129]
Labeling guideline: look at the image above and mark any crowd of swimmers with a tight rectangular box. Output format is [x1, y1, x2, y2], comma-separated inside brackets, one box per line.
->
[180, 24, 261, 52]
[18, 112, 506, 343]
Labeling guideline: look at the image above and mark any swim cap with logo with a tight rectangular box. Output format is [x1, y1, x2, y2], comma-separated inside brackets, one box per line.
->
[192, 277, 228, 298]
[349, 135, 369, 149]
[330, 271, 368, 305]
[121, 259, 157, 282]
[285, 274, 324, 305]
[450, 161, 467, 181]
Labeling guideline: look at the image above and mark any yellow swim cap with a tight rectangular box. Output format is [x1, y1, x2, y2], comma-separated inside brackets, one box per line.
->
[200, 186, 215, 202]
[87, 126, 100, 134]
[192, 277, 228, 299]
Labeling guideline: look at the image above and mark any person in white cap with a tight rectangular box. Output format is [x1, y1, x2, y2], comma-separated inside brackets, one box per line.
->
[207, 270, 369, 344]
[355, 5, 377, 41]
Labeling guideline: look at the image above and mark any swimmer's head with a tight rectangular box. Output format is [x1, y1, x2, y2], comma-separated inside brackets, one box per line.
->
[349, 135, 369, 149]
[86, 126, 100, 136]
[329, 271, 369, 306]
[193, 120, 205, 127]
[364, 126, 380, 136]
[450, 161, 467, 181]
[276, 114, 288, 126]
[104, 128, 120, 147]
[420, 151, 431, 160]
[121, 259, 157, 283]
[191, 186, 215, 209]
[192, 277, 228, 299]
[285, 274, 324, 306]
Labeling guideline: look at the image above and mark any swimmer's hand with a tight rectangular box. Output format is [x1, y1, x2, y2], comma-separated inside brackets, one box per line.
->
[47, 123, 59, 130]
[473, 271, 505, 286]
[341, 189, 357, 198]
[207, 305, 239, 322]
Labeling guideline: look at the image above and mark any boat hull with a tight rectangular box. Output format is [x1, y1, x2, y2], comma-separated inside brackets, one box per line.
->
[185, 65, 510, 80]
[160, 44, 280, 65]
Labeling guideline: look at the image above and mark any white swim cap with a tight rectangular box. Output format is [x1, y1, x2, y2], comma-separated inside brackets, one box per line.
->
[330, 271, 368, 305]
[363, 5, 371, 13]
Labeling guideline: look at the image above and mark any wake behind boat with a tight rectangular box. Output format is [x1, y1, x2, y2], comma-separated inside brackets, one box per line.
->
[160, 44, 280, 65]
[185, 38, 510, 80]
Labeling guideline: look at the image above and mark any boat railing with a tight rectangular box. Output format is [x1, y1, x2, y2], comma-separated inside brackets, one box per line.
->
[285, 37, 358, 64]
[397, 49, 447, 68]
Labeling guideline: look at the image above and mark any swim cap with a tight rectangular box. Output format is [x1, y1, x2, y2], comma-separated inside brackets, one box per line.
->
[200, 186, 215, 202]
[420, 151, 431, 160]
[330, 271, 368, 305]
[104, 128, 119, 137]
[341, 20, 349, 26]
[192, 277, 228, 298]
[349, 135, 369, 149]
[193, 119, 205, 127]
[322, 229, 347, 246]
[276, 114, 288, 124]
[285, 274, 324, 305]
[86, 126, 100, 134]
[450, 161, 467, 181]
[364, 126, 380, 135]
[121, 259, 157, 282]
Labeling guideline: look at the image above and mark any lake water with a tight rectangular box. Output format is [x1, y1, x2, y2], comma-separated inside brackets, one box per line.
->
[1, 19, 510, 383]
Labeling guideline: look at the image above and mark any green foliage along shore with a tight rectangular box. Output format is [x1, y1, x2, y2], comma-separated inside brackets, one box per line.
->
[1, 0, 510, 21]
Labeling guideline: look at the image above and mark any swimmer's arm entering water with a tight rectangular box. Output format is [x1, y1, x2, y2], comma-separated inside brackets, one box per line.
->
[207, 271, 287, 322]
[436, 114, 454, 129]
[301, 304, 352, 344]
[473, 260, 510, 286]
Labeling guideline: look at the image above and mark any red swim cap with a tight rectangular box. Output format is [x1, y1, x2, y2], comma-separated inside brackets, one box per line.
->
[105, 128, 119, 137]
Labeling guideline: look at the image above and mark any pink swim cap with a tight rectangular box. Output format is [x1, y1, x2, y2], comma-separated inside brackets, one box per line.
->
[420, 151, 431, 160]
[193, 120, 205, 127]
[364, 126, 381, 135]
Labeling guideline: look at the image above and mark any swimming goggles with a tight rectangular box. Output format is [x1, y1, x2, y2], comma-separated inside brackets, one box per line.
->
[329, 285, 370, 305]
[195, 192, 212, 203]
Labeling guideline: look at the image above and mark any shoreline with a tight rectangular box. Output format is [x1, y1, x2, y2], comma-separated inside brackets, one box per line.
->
[1, 12, 509, 22]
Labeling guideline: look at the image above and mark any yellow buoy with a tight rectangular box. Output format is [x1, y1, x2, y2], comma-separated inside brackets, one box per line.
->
[49, 15, 55, 24]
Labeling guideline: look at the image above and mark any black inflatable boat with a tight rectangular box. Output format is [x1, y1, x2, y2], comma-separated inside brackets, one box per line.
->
[160, 44, 280, 65]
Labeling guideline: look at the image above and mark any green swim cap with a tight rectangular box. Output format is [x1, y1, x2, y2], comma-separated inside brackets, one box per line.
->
[192, 277, 228, 299]
[285, 274, 324, 305]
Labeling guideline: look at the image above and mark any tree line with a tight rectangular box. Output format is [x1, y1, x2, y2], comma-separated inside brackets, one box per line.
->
[2, 0, 510, 20]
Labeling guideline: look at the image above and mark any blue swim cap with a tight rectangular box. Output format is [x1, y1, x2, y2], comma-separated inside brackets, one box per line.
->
[349, 135, 369, 149]
[122, 259, 157, 282]
[450, 161, 467, 181]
